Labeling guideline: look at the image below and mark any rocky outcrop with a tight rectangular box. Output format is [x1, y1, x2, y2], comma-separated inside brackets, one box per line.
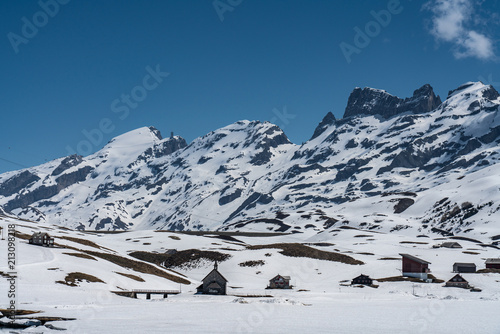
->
[343, 84, 441, 119]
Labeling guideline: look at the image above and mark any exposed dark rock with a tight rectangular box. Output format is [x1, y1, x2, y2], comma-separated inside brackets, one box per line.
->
[284, 164, 327, 180]
[3, 166, 93, 212]
[219, 189, 242, 206]
[225, 192, 274, 222]
[51, 155, 83, 176]
[343, 84, 441, 119]
[393, 198, 415, 214]
[0, 171, 40, 197]
[482, 85, 500, 100]
[310, 112, 336, 140]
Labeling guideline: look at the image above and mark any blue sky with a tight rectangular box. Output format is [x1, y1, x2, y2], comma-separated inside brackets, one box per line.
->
[1, 0, 499, 173]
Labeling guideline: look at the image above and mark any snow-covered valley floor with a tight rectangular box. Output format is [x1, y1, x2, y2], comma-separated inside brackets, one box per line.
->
[1, 216, 499, 333]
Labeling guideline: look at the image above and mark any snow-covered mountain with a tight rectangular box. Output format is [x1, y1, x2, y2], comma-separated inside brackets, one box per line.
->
[1, 81, 500, 238]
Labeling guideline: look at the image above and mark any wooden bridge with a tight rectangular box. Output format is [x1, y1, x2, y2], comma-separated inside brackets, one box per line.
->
[112, 289, 181, 299]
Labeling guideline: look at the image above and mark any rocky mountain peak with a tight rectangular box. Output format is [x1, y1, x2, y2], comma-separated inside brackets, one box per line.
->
[310, 112, 336, 140]
[343, 84, 441, 119]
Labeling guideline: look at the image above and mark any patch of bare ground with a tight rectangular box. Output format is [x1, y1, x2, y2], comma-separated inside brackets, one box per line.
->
[56, 272, 105, 286]
[427, 274, 445, 283]
[239, 260, 265, 267]
[0, 309, 41, 317]
[377, 257, 399, 260]
[247, 243, 364, 265]
[83, 250, 191, 284]
[129, 249, 231, 270]
[376, 275, 444, 283]
[376, 276, 423, 283]
[477, 268, 500, 274]
[14, 231, 31, 240]
[58, 236, 111, 250]
[399, 241, 429, 244]
[356, 252, 375, 255]
[62, 252, 97, 261]
[462, 251, 480, 255]
[114, 271, 145, 282]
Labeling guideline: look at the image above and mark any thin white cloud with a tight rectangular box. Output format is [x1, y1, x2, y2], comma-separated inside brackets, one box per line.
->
[425, 0, 496, 60]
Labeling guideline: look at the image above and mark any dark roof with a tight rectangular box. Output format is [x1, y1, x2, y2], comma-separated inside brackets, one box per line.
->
[453, 262, 476, 267]
[485, 258, 500, 264]
[399, 253, 431, 265]
[31, 232, 51, 237]
[202, 268, 228, 283]
[270, 274, 290, 281]
[448, 274, 467, 283]
[353, 274, 371, 279]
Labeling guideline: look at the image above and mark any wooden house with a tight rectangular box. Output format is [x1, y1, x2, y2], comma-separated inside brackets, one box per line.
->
[453, 262, 476, 273]
[267, 274, 291, 289]
[445, 274, 469, 289]
[399, 253, 431, 280]
[485, 258, 500, 269]
[441, 242, 462, 249]
[196, 262, 227, 295]
[28, 232, 54, 247]
[351, 274, 373, 286]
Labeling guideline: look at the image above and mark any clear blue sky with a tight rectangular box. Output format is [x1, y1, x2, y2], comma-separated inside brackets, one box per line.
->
[1, 0, 499, 173]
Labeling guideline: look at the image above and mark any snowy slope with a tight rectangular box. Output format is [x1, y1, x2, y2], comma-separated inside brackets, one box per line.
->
[1, 216, 500, 333]
[0, 82, 499, 242]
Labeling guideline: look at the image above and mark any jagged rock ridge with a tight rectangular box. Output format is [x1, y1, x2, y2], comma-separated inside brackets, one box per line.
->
[0, 82, 499, 239]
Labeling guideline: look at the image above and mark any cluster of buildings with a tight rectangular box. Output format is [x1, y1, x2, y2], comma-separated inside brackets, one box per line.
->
[351, 253, 500, 291]
[27, 232, 500, 294]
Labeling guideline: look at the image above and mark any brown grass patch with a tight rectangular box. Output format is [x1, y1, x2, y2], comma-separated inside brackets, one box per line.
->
[15, 231, 32, 240]
[84, 250, 190, 284]
[427, 274, 445, 283]
[247, 243, 364, 265]
[399, 241, 429, 244]
[114, 271, 145, 282]
[58, 236, 106, 250]
[378, 257, 399, 260]
[462, 251, 480, 255]
[56, 272, 104, 286]
[0, 309, 41, 317]
[168, 235, 181, 240]
[62, 252, 97, 261]
[376, 276, 422, 282]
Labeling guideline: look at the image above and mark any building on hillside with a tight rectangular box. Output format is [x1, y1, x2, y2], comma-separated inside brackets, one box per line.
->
[485, 258, 500, 269]
[441, 242, 462, 249]
[453, 262, 476, 273]
[28, 232, 54, 247]
[267, 274, 291, 289]
[399, 253, 431, 280]
[445, 274, 469, 289]
[351, 274, 373, 286]
[196, 261, 227, 295]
